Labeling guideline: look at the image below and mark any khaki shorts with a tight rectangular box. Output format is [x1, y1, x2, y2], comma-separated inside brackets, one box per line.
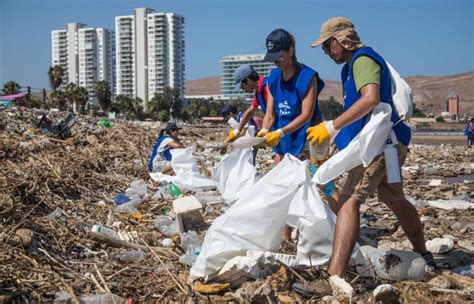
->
[341, 144, 408, 204]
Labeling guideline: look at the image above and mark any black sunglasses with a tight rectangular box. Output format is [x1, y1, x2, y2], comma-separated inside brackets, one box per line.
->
[322, 37, 334, 53]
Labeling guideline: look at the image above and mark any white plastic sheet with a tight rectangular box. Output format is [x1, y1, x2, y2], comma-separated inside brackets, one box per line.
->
[313, 103, 394, 184]
[212, 148, 261, 206]
[150, 146, 216, 191]
[230, 137, 265, 150]
[190, 154, 336, 280]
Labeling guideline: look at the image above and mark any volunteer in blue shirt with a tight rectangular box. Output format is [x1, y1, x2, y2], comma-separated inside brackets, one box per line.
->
[258, 28, 325, 165]
[148, 123, 184, 175]
[307, 17, 435, 283]
[225, 64, 268, 143]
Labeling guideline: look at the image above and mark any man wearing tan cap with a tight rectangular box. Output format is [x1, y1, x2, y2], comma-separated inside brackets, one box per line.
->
[307, 17, 435, 283]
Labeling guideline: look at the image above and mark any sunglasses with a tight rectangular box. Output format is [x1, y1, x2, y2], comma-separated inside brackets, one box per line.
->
[322, 37, 334, 53]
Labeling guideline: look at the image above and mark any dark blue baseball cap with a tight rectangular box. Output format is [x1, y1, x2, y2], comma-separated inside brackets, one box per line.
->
[263, 28, 293, 62]
[164, 122, 181, 131]
[233, 64, 254, 91]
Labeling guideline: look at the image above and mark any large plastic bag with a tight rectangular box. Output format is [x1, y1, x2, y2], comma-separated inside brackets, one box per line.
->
[191, 154, 337, 280]
[313, 103, 393, 184]
[191, 154, 307, 279]
[150, 146, 216, 191]
[212, 148, 261, 206]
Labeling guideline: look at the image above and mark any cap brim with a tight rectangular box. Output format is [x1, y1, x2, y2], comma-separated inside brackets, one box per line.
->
[263, 50, 284, 62]
[234, 82, 242, 91]
[310, 35, 330, 48]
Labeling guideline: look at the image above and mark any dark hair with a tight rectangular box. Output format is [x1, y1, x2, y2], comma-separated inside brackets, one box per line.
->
[246, 70, 260, 82]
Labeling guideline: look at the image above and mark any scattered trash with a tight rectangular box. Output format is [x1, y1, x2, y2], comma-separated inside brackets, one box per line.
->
[355, 245, 426, 281]
[173, 196, 205, 233]
[425, 238, 454, 253]
[118, 249, 146, 262]
[373, 284, 400, 303]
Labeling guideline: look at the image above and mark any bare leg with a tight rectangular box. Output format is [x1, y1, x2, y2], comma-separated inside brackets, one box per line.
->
[385, 198, 427, 253]
[327, 197, 361, 277]
[327, 193, 349, 215]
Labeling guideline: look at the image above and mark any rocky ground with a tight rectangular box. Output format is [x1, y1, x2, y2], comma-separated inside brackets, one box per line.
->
[0, 108, 472, 303]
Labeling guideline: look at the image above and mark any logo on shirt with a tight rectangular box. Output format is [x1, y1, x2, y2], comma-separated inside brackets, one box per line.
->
[278, 100, 291, 116]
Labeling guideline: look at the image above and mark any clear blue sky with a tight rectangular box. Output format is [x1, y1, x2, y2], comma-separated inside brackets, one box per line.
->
[0, 0, 473, 90]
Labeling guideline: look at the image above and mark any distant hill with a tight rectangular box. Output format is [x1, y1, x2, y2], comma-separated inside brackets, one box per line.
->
[185, 72, 474, 115]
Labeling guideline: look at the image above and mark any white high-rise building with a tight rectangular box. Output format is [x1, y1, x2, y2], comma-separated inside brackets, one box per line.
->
[115, 8, 185, 106]
[51, 23, 115, 102]
[220, 54, 274, 99]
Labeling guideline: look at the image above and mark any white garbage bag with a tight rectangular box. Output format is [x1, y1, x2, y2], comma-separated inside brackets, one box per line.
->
[190, 154, 308, 280]
[212, 148, 261, 206]
[286, 182, 336, 266]
[150, 146, 216, 191]
[313, 103, 393, 184]
[191, 154, 337, 280]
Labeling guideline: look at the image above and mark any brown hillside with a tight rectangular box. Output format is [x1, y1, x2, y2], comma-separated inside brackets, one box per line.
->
[186, 72, 474, 115]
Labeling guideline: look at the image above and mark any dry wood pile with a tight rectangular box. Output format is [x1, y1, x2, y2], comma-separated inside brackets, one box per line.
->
[0, 108, 473, 303]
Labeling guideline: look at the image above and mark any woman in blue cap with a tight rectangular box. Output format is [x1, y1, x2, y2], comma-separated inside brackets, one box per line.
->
[148, 122, 184, 175]
[258, 28, 325, 165]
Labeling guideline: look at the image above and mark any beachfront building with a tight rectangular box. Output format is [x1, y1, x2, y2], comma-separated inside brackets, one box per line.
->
[51, 23, 115, 102]
[115, 8, 185, 107]
[220, 54, 274, 99]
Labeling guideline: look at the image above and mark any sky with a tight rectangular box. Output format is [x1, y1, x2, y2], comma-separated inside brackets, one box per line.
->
[0, 0, 473, 90]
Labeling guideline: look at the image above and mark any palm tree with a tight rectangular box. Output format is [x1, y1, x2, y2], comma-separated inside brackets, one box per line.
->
[64, 83, 78, 111]
[95, 80, 111, 111]
[2, 81, 20, 95]
[50, 89, 67, 110]
[76, 86, 89, 114]
[48, 65, 64, 92]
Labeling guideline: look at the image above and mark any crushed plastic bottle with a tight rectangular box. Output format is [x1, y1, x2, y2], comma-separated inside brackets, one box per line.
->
[115, 179, 148, 213]
[153, 215, 174, 230]
[91, 225, 137, 243]
[424, 162, 439, 175]
[118, 249, 145, 262]
[169, 182, 182, 198]
[160, 221, 179, 237]
[114, 193, 131, 205]
[80, 293, 125, 303]
[309, 140, 330, 161]
[152, 184, 173, 200]
[355, 245, 426, 281]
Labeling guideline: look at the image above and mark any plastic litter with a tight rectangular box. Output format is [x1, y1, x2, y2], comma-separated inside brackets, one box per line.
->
[355, 245, 426, 281]
[153, 215, 174, 230]
[450, 265, 474, 278]
[115, 179, 148, 213]
[425, 237, 454, 253]
[191, 154, 335, 280]
[309, 140, 329, 161]
[161, 238, 174, 247]
[169, 182, 182, 197]
[91, 225, 137, 243]
[114, 193, 131, 205]
[118, 249, 145, 262]
[97, 120, 113, 128]
[230, 137, 265, 149]
[424, 162, 439, 175]
[427, 199, 474, 210]
[79, 293, 125, 303]
[150, 146, 216, 191]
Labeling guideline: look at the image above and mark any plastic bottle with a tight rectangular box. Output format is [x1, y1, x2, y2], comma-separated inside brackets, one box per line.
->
[355, 245, 426, 281]
[161, 221, 179, 237]
[80, 293, 125, 304]
[153, 215, 174, 230]
[181, 230, 201, 248]
[384, 138, 401, 184]
[169, 182, 182, 197]
[309, 140, 329, 161]
[91, 225, 136, 242]
[179, 231, 202, 265]
[118, 249, 145, 262]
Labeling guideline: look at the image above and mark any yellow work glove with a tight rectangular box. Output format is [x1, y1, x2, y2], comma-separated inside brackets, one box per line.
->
[264, 129, 285, 147]
[256, 128, 269, 137]
[306, 120, 337, 145]
[225, 128, 240, 143]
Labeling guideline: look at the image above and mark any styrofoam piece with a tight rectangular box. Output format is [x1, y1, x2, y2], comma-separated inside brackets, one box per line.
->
[428, 179, 443, 187]
[425, 238, 454, 254]
[230, 137, 265, 149]
[173, 196, 202, 214]
[427, 200, 474, 210]
[329, 275, 354, 299]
